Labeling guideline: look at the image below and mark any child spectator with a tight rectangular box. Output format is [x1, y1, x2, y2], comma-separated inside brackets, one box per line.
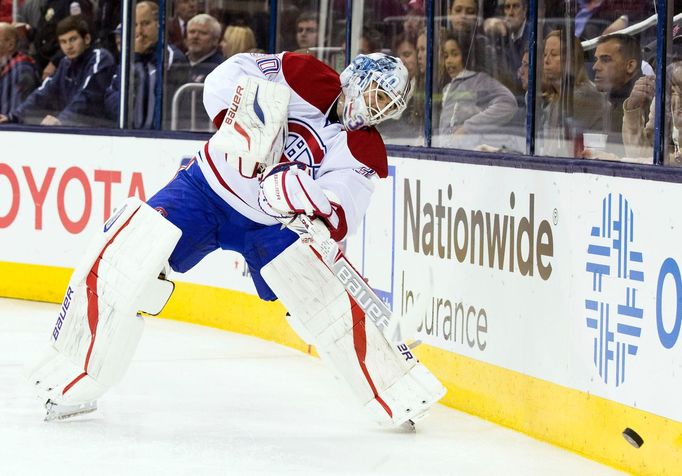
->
[0, 15, 114, 126]
[0, 22, 39, 116]
[435, 31, 517, 150]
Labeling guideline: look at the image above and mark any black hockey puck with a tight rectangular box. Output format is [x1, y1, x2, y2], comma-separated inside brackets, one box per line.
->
[622, 427, 644, 448]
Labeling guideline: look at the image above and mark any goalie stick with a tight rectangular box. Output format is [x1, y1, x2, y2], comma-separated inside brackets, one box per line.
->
[287, 214, 419, 344]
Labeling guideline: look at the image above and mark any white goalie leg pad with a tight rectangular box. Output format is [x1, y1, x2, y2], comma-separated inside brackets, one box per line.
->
[262, 240, 446, 427]
[211, 76, 290, 178]
[27, 197, 182, 406]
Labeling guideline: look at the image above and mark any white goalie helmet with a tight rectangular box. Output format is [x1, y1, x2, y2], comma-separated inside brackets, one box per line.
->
[339, 53, 412, 131]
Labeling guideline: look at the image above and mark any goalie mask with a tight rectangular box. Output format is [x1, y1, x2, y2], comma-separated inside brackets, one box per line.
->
[339, 53, 412, 131]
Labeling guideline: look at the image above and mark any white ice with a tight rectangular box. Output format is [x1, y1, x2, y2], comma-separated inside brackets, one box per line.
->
[0, 298, 623, 476]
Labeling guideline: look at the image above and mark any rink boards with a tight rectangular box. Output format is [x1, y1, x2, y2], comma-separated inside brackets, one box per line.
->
[0, 130, 680, 474]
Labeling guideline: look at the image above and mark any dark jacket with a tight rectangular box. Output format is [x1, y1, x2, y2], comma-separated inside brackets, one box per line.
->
[188, 49, 223, 83]
[0, 51, 40, 115]
[105, 44, 189, 129]
[10, 46, 115, 126]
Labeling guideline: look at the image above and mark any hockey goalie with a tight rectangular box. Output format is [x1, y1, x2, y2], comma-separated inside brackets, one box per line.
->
[28, 51, 446, 427]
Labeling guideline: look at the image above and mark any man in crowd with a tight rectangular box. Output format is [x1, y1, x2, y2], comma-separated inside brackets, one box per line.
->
[592, 33, 642, 149]
[0, 15, 114, 126]
[185, 13, 222, 83]
[104, 1, 188, 129]
[295, 11, 318, 51]
[483, 0, 527, 74]
[167, 0, 197, 53]
[0, 22, 39, 117]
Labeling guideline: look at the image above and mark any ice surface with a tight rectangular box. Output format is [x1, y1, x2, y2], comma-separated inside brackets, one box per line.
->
[0, 298, 623, 475]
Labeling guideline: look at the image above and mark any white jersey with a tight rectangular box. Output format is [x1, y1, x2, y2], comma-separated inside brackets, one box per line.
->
[196, 52, 388, 240]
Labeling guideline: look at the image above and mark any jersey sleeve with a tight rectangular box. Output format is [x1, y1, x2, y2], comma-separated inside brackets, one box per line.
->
[203, 53, 284, 127]
[314, 128, 388, 238]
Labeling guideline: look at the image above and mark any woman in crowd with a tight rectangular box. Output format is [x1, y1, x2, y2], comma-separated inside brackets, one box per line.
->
[220, 24, 258, 60]
[539, 29, 608, 157]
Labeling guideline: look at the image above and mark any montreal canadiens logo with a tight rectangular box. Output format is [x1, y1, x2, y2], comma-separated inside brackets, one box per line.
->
[284, 118, 327, 170]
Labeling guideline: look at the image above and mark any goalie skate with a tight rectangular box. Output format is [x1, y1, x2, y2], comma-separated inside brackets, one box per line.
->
[44, 399, 98, 422]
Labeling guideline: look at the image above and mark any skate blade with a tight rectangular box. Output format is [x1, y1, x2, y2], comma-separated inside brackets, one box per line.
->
[44, 400, 98, 422]
[398, 419, 416, 433]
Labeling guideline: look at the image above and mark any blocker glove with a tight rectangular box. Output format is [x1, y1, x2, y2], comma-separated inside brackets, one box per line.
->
[258, 162, 346, 240]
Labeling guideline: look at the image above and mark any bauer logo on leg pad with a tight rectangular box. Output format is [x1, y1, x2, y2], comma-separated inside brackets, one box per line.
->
[52, 286, 74, 341]
[396, 343, 414, 361]
[332, 260, 391, 330]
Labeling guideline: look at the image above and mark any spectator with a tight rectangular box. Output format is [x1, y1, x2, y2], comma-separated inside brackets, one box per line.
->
[592, 33, 642, 148]
[32, 0, 94, 72]
[377, 33, 420, 144]
[0, 22, 39, 116]
[518, 48, 529, 92]
[403, 0, 424, 42]
[574, 0, 652, 42]
[539, 30, 607, 157]
[92, 0, 120, 55]
[0, 15, 114, 126]
[15, 0, 45, 32]
[483, 0, 527, 82]
[0, 0, 14, 22]
[295, 11, 318, 51]
[104, 1, 189, 129]
[167, 0, 196, 53]
[220, 24, 257, 60]
[357, 26, 382, 55]
[619, 61, 682, 165]
[185, 13, 222, 83]
[393, 33, 418, 81]
[447, 0, 497, 78]
[435, 31, 517, 149]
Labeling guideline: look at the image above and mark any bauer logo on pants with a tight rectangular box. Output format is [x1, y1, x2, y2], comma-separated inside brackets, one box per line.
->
[333, 259, 391, 330]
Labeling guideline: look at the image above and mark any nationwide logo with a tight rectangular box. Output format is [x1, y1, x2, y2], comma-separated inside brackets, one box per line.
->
[584, 193, 644, 386]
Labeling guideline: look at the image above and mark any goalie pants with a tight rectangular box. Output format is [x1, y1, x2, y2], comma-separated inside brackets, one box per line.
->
[147, 160, 297, 301]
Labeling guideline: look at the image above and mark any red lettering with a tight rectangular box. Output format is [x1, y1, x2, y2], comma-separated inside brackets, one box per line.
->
[23, 166, 56, 230]
[0, 163, 20, 228]
[94, 170, 122, 221]
[57, 167, 92, 234]
[127, 172, 146, 201]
